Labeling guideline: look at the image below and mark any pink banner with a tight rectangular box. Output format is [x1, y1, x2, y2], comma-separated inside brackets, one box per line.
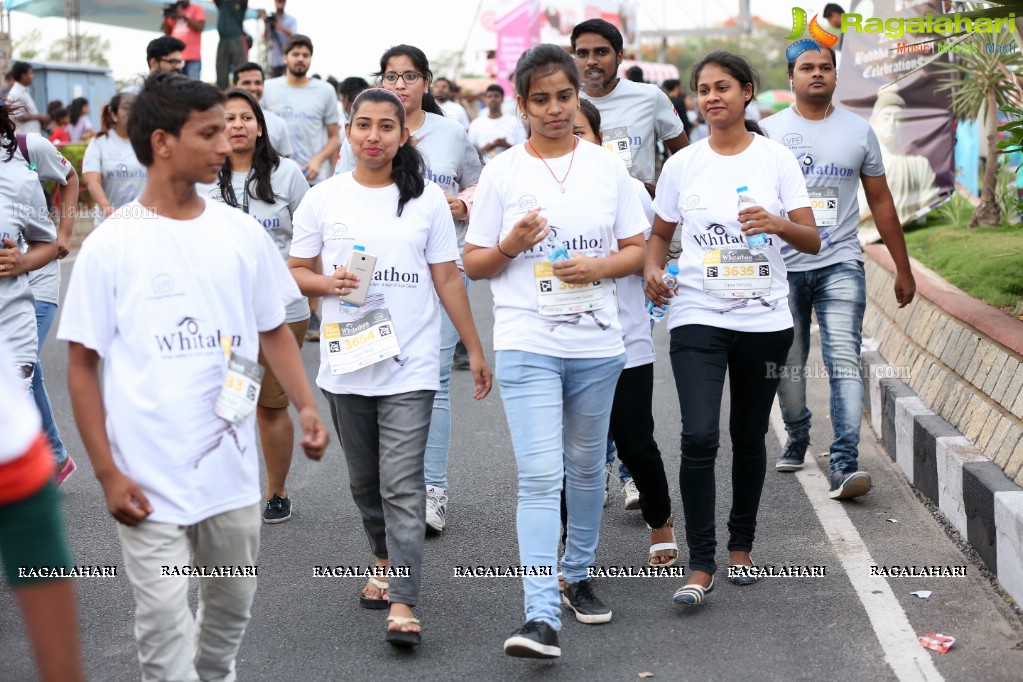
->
[495, 0, 541, 98]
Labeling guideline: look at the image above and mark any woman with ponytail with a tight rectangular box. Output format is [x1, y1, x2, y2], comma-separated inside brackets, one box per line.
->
[289, 87, 492, 648]
[198, 88, 311, 525]
[644, 51, 819, 607]
[82, 93, 146, 225]
[336, 46, 484, 532]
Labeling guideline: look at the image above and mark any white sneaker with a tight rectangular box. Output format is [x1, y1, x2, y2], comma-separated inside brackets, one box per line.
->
[425, 486, 448, 533]
[603, 462, 613, 507]
[622, 479, 640, 510]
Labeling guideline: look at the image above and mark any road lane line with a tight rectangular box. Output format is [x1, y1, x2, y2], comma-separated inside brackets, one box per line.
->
[770, 405, 944, 682]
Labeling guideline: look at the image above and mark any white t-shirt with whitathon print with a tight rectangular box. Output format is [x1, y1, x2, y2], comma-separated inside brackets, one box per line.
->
[466, 142, 648, 359]
[56, 197, 301, 526]
[652, 135, 811, 334]
[198, 156, 310, 323]
[81, 131, 147, 225]
[290, 174, 460, 397]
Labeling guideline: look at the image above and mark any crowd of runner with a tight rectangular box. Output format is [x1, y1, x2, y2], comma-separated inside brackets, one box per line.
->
[0, 7, 922, 678]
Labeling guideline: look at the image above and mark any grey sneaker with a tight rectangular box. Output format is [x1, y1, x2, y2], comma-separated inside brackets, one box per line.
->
[775, 440, 809, 472]
[562, 579, 612, 624]
[425, 486, 448, 532]
[829, 470, 872, 500]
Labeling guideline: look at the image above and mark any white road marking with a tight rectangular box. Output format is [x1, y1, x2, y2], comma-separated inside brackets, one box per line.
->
[770, 405, 944, 682]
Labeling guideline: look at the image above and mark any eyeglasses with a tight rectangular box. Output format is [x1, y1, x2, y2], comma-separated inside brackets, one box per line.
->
[160, 58, 184, 67]
[382, 71, 423, 84]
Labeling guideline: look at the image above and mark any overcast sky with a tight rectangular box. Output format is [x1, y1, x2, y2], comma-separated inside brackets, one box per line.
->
[10, 0, 802, 82]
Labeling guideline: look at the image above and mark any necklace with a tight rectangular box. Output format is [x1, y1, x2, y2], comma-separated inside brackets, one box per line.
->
[527, 137, 577, 193]
[792, 103, 832, 168]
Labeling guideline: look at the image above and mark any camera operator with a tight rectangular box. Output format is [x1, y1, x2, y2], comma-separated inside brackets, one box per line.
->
[161, 0, 206, 80]
[259, 0, 296, 79]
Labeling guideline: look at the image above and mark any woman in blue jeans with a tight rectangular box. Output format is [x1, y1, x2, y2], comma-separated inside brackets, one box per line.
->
[464, 44, 647, 659]
[644, 51, 820, 605]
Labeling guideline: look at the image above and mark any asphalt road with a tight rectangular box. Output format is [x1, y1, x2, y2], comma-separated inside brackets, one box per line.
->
[2, 263, 1022, 681]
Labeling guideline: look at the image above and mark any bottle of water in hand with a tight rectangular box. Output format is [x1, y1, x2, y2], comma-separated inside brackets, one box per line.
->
[646, 263, 680, 322]
[737, 186, 767, 253]
[544, 231, 571, 264]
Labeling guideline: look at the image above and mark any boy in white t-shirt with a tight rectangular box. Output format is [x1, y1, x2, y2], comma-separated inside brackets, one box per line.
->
[58, 72, 329, 682]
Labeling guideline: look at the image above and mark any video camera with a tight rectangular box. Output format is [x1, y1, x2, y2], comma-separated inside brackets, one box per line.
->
[162, 1, 184, 19]
[264, 12, 278, 28]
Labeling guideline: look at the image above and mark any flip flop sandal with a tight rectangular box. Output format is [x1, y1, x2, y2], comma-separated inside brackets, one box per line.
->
[360, 576, 389, 609]
[648, 516, 679, 568]
[672, 576, 716, 606]
[386, 615, 422, 647]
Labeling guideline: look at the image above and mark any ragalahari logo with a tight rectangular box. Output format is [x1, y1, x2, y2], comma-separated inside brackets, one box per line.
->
[785, 7, 840, 63]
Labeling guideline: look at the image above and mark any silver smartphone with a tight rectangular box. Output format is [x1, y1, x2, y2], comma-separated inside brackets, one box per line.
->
[338, 248, 377, 307]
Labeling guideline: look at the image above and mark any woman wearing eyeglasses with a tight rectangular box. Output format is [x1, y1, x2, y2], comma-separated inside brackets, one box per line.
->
[336, 45, 483, 535]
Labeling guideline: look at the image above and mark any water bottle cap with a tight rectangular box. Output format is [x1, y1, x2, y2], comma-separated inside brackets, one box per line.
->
[736, 186, 748, 193]
[667, 263, 680, 275]
[353, 245, 366, 252]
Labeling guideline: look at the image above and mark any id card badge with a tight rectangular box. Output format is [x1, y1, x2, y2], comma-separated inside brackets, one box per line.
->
[215, 353, 264, 426]
[324, 308, 401, 375]
[601, 126, 633, 170]
[534, 261, 605, 316]
[703, 249, 773, 299]
[809, 187, 839, 227]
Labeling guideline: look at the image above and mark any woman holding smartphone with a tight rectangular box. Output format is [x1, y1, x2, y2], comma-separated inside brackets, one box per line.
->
[290, 87, 491, 647]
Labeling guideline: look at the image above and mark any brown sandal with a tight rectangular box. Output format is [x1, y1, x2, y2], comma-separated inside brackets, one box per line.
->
[648, 515, 679, 568]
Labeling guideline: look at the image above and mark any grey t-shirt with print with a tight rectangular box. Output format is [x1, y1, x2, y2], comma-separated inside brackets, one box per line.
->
[761, 106, 885, 271]
[581, 77, 685, 185]
[0, 159, 56, 365]
[16, 134, 71, 305]
[262, 78, 339, 184]
[82, 132, 148, 223]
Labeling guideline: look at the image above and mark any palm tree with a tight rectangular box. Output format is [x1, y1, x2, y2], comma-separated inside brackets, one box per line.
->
[934, 25, 1023, 227]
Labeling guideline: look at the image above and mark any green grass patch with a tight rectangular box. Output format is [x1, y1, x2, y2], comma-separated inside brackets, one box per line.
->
[903, 221, 1023, 317]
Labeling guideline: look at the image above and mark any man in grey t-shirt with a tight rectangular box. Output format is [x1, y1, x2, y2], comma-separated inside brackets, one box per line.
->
[261, 35, 339, 185]
[761, 47, 916, 500]
[571, 19, 687, 187]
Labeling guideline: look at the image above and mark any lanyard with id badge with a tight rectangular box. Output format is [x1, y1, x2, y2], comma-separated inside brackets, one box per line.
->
[214, 337, 264, 426]
[322, 246, 402, 375]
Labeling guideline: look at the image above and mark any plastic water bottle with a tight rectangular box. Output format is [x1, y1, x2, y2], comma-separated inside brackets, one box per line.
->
[737, 186, 767, 253]
[646, 263, 680, 322]
[544, 231, 571, 264]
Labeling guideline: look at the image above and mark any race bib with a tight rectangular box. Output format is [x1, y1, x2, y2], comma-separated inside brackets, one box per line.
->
[703, 249, 772, 299]
[534, 261, 605, 316]
[324, 308, 401, 375]
[809, 187, 838, 227]
[601, 126, 633, 170]
[215, 353, 264, 426]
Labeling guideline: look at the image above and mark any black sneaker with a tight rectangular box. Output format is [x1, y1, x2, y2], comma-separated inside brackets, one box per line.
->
[503, 620, 561, 659]
[775, 440, 809, 472]
[562, 579, 612, 624]
[452, 340, 470, 370]
[263, 494, 293, 523]
[829, 470, 872, 500]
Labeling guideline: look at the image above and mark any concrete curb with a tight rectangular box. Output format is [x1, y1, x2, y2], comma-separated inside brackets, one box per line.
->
[861, 350, 1023, 607]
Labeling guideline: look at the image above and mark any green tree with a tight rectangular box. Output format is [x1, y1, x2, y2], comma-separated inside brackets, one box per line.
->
[14, 28, 110, 68]
[934, 27, 1023, 227]
[13, 28, 43, 60]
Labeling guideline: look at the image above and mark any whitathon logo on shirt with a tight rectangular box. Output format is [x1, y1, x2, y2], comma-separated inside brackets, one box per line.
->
[426, 169, 453, 187]
[523, 226, 605, 258]
[693, 223, 747, 249]
[155, 316, 242, 358]
[106, 164, 145, 179]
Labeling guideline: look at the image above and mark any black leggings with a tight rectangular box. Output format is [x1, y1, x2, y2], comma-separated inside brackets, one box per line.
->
[669, 324, 793, 575]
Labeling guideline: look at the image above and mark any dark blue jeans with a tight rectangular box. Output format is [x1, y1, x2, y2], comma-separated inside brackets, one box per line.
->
[776, 261, 866, 473]
[669, 324, 793, 575]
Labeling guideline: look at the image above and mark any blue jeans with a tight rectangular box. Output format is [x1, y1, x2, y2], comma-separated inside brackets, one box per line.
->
[182, 59, 202, 80]
[605, 436, 633, 482]
[423, 274, 469, 491]
[496, 350, 625, 630]
[776, 261, 866, 474]
[30, 301, 67, 466]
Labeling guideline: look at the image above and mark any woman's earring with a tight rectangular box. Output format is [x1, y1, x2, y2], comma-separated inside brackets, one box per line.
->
[520, 113, 527, 120]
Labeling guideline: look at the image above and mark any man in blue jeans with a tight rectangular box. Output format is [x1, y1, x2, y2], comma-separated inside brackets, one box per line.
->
[761, 47, 916, 499]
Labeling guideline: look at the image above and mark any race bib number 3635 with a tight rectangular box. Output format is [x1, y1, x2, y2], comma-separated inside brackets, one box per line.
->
[703, 249, 772, 299]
